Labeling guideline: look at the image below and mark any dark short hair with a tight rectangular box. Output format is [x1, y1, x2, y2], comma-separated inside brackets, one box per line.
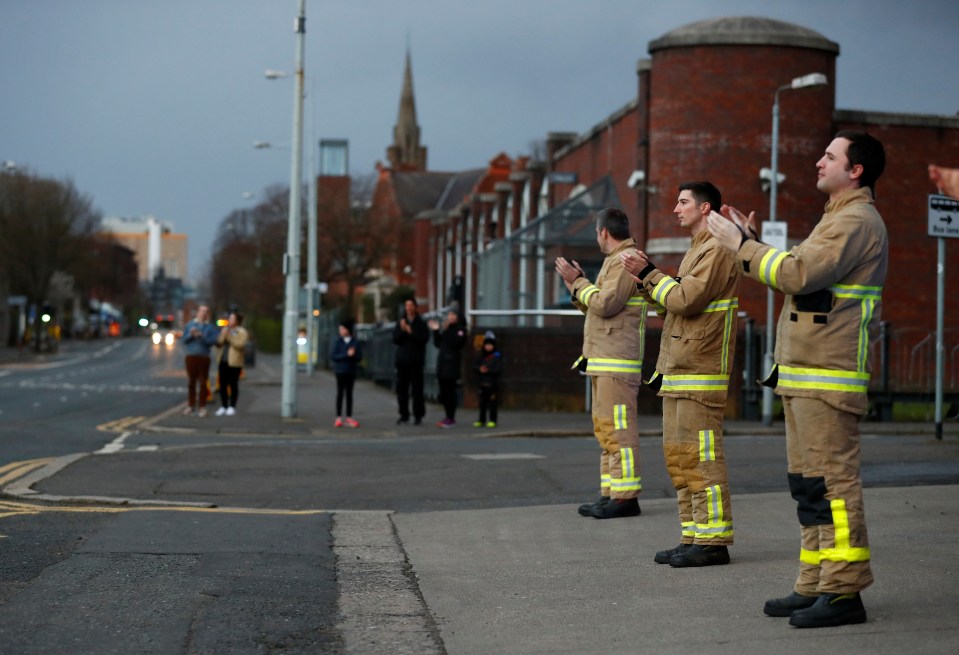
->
[234, 312, 245, 326]
[678, 181, 722, 212]
[594, 207, 630, 240]
[834, 130, 886, 196]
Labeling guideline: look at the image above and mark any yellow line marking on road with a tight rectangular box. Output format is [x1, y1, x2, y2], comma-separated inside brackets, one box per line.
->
[97, 417, 145, 433]
[0, 499, 328, 520]
[0, 459, 53, 487]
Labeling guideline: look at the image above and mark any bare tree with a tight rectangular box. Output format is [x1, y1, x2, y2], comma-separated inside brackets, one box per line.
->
[0, 169, 99, 350]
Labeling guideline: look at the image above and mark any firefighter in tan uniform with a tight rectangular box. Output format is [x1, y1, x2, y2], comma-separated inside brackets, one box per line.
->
[708, 131, 887, 628]
[555, 208, 648, 519]
[621, 181, 740, 568]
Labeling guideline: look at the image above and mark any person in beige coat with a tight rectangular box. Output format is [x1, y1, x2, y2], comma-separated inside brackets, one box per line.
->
[622, 181, 740, 569]
[707, 131, 887, 629]
[214, 311, 250, 417]
[555, 208, 649, 519]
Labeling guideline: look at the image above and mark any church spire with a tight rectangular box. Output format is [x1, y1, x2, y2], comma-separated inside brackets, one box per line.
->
[387, 46, 427, 171]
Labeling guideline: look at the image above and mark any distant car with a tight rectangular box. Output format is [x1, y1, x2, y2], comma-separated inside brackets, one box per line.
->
[151, 315, 178, 347]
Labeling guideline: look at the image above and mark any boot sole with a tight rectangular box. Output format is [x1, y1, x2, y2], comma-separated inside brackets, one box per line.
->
[789, 610, 867, 628]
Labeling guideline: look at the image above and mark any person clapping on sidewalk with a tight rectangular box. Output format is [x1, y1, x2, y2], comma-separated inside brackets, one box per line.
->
[214, 311, 249, 417]
[331, 318, 363, 428]
[429, 308, 468, 428]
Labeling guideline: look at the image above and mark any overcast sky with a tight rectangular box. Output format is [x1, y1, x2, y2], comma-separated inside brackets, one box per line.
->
[3, 0, 958, 286]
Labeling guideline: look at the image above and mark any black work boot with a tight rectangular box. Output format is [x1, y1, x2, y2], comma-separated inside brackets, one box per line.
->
[789, 592, 867, 628]
[577, 496, 610, 517]
[669, 544, 730, 567]
[763, 591, 819, 617]
[590, 497, 640, 519]
[654, 543, 692, 564]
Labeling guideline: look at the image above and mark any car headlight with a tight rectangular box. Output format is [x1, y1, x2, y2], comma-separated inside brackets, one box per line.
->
[164, 333, 175, 346]
[152, 333, 161, 345]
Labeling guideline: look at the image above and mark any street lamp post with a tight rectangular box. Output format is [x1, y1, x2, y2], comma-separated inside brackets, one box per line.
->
[280, 0, 307, 418]
[762, 72, 828, 425]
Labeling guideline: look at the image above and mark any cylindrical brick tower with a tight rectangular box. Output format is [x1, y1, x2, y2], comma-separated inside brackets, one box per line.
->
[641, 16, 839, 321]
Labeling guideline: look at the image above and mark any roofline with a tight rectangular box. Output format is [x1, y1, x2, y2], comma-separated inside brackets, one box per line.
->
[834, 108, 959, 129]
[552, 98, 638, 161]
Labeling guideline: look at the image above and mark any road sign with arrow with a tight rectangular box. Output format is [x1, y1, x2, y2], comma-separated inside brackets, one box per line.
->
[928, 193, 959, 238]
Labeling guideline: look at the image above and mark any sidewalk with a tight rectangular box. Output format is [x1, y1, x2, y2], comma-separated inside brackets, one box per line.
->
[145, 350, 959, 440]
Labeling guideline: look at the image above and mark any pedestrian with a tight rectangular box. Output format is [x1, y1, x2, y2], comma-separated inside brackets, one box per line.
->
[707, 130, 887, 628]
[555, 207, 649, 519]
[473, 330, 502, 428]
[181, 305, 219, 417]
[393, 298, 430, 425]
[621, 181, 740, 567]
[429, 308, 468, 428]
[331, 317, 362, 428]
[214, 311, 249, 417]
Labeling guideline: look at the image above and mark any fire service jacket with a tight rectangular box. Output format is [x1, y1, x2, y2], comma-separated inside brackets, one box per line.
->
[569, 238, 648, 383]
[734, 187, 887, 416]
[638, 230, 740, 409]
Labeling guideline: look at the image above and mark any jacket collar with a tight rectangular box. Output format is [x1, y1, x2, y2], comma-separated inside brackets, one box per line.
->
[824, 186, 873, 214]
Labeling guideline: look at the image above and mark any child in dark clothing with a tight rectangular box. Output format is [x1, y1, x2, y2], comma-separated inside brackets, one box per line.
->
[473, 331, 502, 428]
[330, 318, 362, 428]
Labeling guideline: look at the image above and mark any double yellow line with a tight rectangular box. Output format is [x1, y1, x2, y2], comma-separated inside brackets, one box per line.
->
[97, 416, 144, 433]
[0, 458, 52, 490]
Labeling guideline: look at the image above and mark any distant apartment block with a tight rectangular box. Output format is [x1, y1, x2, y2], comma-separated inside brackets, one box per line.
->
[100, 215, 188, 283]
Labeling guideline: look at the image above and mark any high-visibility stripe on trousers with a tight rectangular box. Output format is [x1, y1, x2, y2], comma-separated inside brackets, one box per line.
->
[784, 395, 873, 595]
[662, 396, 733, 545]
[590, 376, 642, 499]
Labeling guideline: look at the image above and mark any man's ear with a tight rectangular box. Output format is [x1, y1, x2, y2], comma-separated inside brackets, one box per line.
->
[848, 163, 864, 182]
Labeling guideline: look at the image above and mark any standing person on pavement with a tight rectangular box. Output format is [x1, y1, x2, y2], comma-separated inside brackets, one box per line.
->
[393, 298, 430, 425]
[429, 308, 468, 428]
[555, 207, 649, 519]
[707, 131, 887, 628]
[473, 331, 503, 428]
[621, 181, 739, 567]
[214, 311, 249, 417]
[181, 305, 219, 417]
[330, 317, 362, 428]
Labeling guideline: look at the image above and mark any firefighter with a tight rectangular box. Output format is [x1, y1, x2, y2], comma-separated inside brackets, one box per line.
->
[621, 181, 739, 567]
[555, 208, 648, 519]
[707, 131, 887, 628]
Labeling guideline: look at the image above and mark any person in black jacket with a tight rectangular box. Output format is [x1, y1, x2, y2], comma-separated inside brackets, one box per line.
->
[473, 331, 502, 428]
[392, 299, 430, 425]
[330, 318, 362, 428]
[429, 308, 468, 428]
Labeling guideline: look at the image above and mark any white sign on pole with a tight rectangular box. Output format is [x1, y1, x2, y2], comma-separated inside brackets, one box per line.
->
[761, 220, 788, 251]
[928, 194, 959, 239]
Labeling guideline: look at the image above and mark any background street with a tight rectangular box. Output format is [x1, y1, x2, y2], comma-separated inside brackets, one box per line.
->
[1, 339, 958, 653]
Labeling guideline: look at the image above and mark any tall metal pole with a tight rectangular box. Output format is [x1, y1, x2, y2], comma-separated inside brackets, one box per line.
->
[306, 92, 318, 375]
[280, 0, 306, 417]
[763, 89, 782, 426]
[935, 236, 945, 440]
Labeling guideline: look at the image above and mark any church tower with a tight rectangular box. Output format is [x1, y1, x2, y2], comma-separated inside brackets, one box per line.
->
[386, 48, 428, 171]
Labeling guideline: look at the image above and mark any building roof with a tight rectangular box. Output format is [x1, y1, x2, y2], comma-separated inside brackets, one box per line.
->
[649, 16, 839, 54]
[391, 171, 457, 216]
[435, 169, 487, 212]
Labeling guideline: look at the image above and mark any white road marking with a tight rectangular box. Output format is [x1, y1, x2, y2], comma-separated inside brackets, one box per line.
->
[96, 432, 131, 454]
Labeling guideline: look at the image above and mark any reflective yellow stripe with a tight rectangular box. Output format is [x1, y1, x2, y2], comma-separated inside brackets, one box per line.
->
[625, 297, 648, 306]
[759, 248, 789, 289]
[610, 447, 641, 492]
[778, 365, 870, 393]
[586, 358, 643, 374]
[660, 374, 729, 392]
[702, 297, 739, 375]
[601, 473, 611, 491]
[681, 521, 696, 537]
[613, 404, 628, 430]
[821, 498, 871, 563]
[830, 284, 882, 301]
[702, 298, 739, 312]
[695, 485, 733, 539]
[571, 355, 585, 370]
[651, 277, 679, 305]
[579, 284, 600, 306]
[800, 547, 821, 565]
[831, 284, 882, 373]
[699, 430, 716, 461]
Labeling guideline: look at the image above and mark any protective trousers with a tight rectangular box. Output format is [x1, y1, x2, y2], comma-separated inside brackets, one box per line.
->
[590, 375, 641, 499]
[783, 395, 873, 594]
[662, 396, 733, 546]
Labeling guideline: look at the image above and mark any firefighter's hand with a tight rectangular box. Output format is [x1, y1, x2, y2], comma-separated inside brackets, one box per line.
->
[930, 164, 959, 200]
[554, 257, 582, 285]
[708, 208, 751, 252]
[619, 249, 648, 280]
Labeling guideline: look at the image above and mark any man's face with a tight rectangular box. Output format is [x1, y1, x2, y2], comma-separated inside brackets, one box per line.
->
[197, 306, 210, 322]
[816, 137, 858, 198]
[673, 189, 707, 234]
[595, 224, 609, 254]
[404, 300, 416, 317]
